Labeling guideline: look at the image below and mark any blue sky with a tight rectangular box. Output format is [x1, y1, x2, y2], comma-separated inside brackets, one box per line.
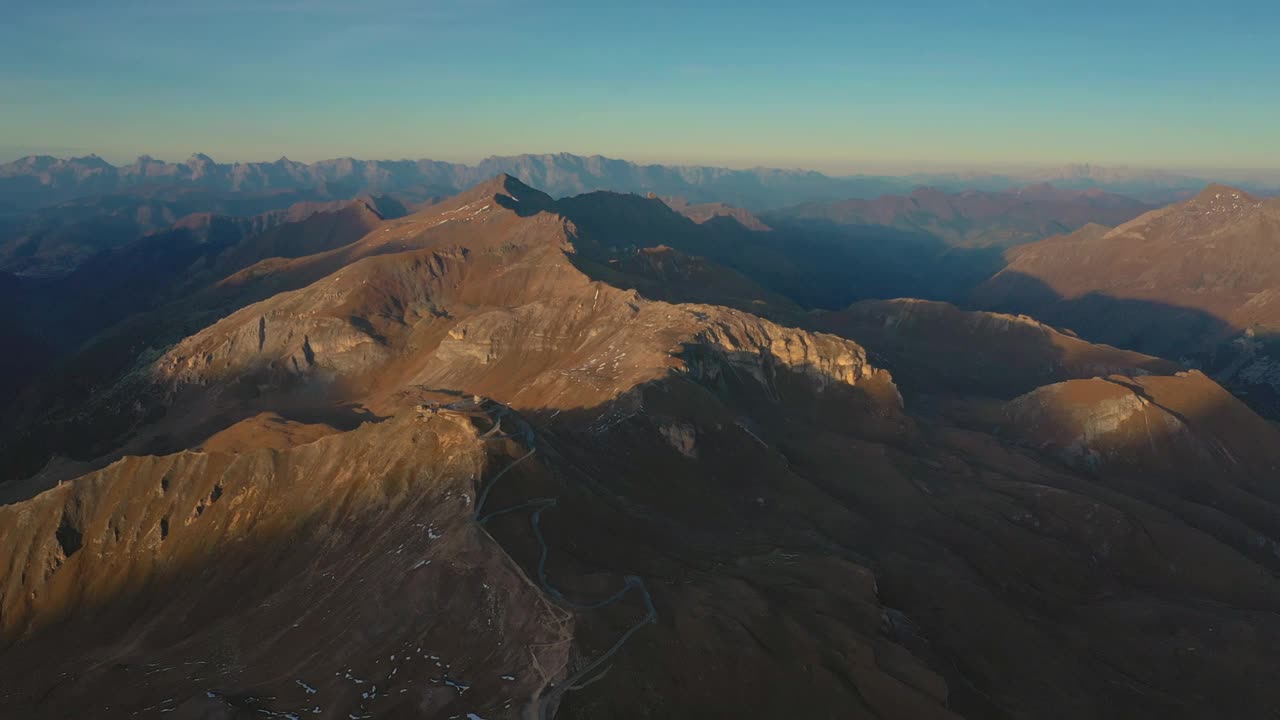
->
[2, 0, 1277, 171]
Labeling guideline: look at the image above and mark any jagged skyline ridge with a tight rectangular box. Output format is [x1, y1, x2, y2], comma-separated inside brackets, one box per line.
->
[4, 151, 1278, 212]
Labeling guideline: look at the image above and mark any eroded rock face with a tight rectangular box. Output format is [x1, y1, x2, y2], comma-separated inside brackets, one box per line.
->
[691, 311, 884, 391]
[658, 421, 697, 458]
[0, 413, 572, 719]
[1004, 377, 1171, 467]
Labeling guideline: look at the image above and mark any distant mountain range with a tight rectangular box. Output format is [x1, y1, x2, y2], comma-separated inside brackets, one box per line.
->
[764, 183, 1154, 248]
[4, 152, 1277, 213]
[0, 185, 392, 278]
[0, 152, 903, 211]
[1, 164, 1163, 281]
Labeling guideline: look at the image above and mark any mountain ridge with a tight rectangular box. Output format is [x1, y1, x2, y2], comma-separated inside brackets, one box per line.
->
[764, 184, 1154, 248]
[6, 175, 1280, 718]
[974, 185, 1280, 417]
[6, 152, 1276, 213]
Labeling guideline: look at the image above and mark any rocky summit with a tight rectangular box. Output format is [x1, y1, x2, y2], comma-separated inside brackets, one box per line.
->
[2, 174, 1280, 720]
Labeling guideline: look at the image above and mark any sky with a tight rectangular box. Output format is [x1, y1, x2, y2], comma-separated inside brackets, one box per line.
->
[1, 0, 1278, 172]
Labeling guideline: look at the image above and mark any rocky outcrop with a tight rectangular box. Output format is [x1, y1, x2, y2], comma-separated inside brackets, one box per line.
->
[1003, 370, 1280, 478]
[690, 310, 883, 391]
[658, 421, 698, 458]
[1004, 376, 1185, 469]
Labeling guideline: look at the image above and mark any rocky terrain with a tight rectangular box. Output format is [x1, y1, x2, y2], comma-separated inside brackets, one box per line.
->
[0, 196, 402, 409]
[3, 176, 1280, 719]
[974, 185, 1280, 417]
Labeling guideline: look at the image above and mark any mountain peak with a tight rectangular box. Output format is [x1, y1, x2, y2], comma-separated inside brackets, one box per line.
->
[69, 154, 111, 168]
[422, 173, 554, 217]
[10, 155, 58, 169]
[478, 172, 539, 199]
[1193, 183, 1254, 204]
[352, 193, 409, 220]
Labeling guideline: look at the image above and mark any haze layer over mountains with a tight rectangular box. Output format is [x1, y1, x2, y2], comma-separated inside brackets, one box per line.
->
[5, 151, 1273, 215]
[2, 151, 1280, 720]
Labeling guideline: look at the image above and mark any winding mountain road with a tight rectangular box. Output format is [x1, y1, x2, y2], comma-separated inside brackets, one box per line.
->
[457, 399, 657, 720]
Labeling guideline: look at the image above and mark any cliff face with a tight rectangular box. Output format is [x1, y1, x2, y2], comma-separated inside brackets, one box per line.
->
[689, 311, 884, 391]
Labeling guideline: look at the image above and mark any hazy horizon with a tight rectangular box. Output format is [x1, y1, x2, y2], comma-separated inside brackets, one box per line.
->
[4, 1, 1278, 172]
[6, 147, 1280, 184]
